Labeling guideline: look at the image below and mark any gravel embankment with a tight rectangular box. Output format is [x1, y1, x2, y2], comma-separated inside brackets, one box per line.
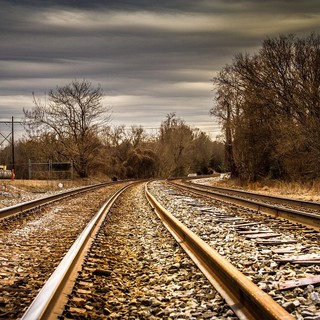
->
[148, 181, 320, 320]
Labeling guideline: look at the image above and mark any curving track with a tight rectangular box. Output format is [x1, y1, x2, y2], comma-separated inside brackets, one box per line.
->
[59, 183, 235, 319]
[149, 180, 320, 319]
[3, 179, 320, 319]
[175, 179, 320, 231]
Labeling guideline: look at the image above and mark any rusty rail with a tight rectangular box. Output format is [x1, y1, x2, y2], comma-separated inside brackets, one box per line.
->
[0, 181, 120, 220]
[185, 179, 320, 211]
[173, 181, 320, 231]
[21, 183, 132, 320]
[145, 183, 294, 320]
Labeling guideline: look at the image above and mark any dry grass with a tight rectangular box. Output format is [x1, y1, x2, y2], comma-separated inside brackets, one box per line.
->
[3, 177, 320, 202]
[0, 178, 109, 193]
[215, 178, 320, 202]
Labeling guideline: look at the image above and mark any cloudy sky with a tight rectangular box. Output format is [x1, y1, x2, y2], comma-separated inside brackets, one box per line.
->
[1, 0, 320, 140]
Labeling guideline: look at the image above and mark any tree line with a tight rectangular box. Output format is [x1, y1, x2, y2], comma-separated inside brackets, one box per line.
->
[0, 80, 224, 179]
[211, 33, 320, 182]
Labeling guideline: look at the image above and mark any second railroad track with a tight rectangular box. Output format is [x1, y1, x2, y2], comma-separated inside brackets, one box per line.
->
[2, 179, 320, 319]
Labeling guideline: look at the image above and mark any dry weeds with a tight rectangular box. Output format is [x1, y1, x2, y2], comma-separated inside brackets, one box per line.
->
[214, 178, 320, 202]
[3, 177, 319, 203]
[0, 178, 107, 194]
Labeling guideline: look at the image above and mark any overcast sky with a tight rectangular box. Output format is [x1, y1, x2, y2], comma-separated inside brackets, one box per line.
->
[1, 0, 320, 140]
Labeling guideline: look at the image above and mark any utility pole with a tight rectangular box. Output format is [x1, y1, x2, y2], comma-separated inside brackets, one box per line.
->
[12, 116, 14, 170]
[0, 117, 22, 170]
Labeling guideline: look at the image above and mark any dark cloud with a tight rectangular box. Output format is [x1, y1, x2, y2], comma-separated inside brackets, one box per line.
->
[0, 0, 320, 139]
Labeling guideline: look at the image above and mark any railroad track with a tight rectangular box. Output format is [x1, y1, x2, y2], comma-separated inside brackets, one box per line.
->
[5, 181, 306, 319]
[148, 180, 320, 319]
[0, 180, 120, 220]
[3, 179, 319, 319]
[0, 181, 131, 319]
[186, 180, 320, 211]
[145, 183, 294, 320]
[174, 179, 320, 231]
[22, 184, 132, 320]
[59, 183, 233, 319]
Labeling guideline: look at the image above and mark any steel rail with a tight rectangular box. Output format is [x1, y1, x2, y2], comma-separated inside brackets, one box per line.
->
[185, 179, 320, 211]
[0, 181, 120, 220]
[21, 183, 133, 320]
[171, 181, 320, 231]
[145, 183, 294, 320]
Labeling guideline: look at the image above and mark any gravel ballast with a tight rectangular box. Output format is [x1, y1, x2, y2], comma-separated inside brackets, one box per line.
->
[62, 183, 236, 320]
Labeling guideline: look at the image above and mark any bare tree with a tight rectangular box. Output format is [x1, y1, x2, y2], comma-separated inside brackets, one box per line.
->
[211, 65, 241, 177]
[24, 79, 111, 178]
[158, 113, 196, 177]
[211, 33, 320, 182]
[191, 131, 215, 175]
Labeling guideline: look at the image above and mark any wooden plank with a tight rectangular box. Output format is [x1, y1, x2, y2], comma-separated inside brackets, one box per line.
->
[238, 230, 273, 235]
[217, 217, 244, 222]
[278, 275, 320, 290]
[276, 226, 302, 230]
[244, 233, 280, 239]
[233, 222, 260, 228]
[292, 260, 320, 265]
[200, 207, 216, 211]
[272, 247, 298, 254]
[274, 254, 320, 264]
[233, 219, 251, 224]
[301, 229, 319, 234]
[256, 239, 297, 245]
[214, 215, 235, 218]
[188, 201, 203, 206]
